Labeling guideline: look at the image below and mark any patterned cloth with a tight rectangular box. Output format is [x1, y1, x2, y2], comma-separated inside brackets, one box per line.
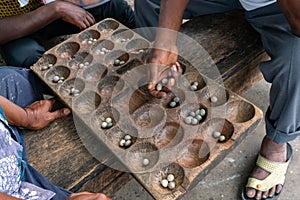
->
[0, 106, 55, 200]
[0, 0, 43, 19]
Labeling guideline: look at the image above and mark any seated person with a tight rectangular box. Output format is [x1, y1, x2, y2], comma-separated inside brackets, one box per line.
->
[0, 0, 135, 68]
[0, 66, 110, 200]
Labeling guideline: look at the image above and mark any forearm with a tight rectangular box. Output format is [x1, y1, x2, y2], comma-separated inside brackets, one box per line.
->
[0, 2, 62, 45]
[278, 0, 300, 36]
[0, 96, 28, 128]
[0, 192, 23, 200]
[156, 0, 189, 44]
[61, 0, 102, 7]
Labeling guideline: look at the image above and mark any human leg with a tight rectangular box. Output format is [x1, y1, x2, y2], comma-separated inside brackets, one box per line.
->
[0, 67, 46, 107]
[242, 2, 300, 199]
[0, 38, 45, 68]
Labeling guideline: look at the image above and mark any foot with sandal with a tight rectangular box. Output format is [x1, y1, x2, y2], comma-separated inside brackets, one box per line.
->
[242, 137, 293, 200]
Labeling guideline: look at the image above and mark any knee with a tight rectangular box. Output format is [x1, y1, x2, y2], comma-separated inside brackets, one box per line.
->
[1, 38, 45, 68]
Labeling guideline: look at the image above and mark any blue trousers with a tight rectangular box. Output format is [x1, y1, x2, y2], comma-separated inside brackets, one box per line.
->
[0, 67, 71, 199]
[0, 0, 135, 68]
[134, 0, 300, 144]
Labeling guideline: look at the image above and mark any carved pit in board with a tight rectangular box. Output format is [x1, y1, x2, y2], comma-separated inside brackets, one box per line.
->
[78, 29, 101, 44]
[82, 63, 108, 82]
[226, 100, 255, 123]
[68, 52, 93, 69]
[56, 41, 80, 58]
[73, 91, 101, 115]
[45, 65, 71, 85]
[59, 78, 85, 98]
[201, 118, 234, 143]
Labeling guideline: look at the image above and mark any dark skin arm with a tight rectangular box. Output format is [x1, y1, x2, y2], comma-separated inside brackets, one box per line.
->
[147, 0, 189, 98]
[0, 96, 70, 130]
[0, 1, 95, 45]
[278, 0, 300, 36]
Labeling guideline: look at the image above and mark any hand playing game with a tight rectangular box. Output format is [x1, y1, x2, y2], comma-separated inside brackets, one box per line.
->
[147, 42, 182, 98]
[23, 99, 70, 130]
[67, 192, 111, 200]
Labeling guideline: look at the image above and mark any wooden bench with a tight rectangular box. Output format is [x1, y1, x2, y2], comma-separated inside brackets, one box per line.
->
[24, 10, 268, 198]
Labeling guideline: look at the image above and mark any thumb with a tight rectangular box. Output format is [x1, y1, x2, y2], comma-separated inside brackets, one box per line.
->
[49, 108, 71, 121]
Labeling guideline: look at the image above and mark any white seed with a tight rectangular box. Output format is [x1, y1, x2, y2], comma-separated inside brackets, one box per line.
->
[101, 122, 108, 129]
[192, 81, 199, 86]
[161, 179, 168, 188]
[219, 135, 226, 142]
[48, 64, 53, 67]
[89, 37, 93, 41]
[191, 85, 198, 91]
[124, 135, 131, 140]
[100, 51, 105, 55]
[200, 109, 206, 116]
[184, 116, 193, 124]
[53, 75, 60, 83]
[101, 48, 107, 52]
[121, 38, 127, 42]
[139, 49, 144, 53]
[168, 181, 176, 189]
[173, 97, 180, 103]
[119, 60, 125, 65]
[74, 89, 80, 94]
[124, 139, 132, 147]
[84, 62, 89, 66]
[211, 96, 218, 103]
[156, 84, 162, 91]
[167, 174, 175, 182]
[189, 111, 196, 117]
[161, 78, 168, 84]
[93, 39, 97, 42]
[213, 131, 221, 138]
[196, 115, 202, 121]
[119, 139, 126, 147]
[143, 158, 150, 166]
[88, 40, 93, 44]
[106, 117, 112, 123]
[79, 63, 85, 68]
[191, 118, 198, 125]
[41, 66, 48, 71]
[169, 101, 177, 108]
[57, 80, 64, 84]
[114, 59, 120, 66]
[70, 87, 76, 94]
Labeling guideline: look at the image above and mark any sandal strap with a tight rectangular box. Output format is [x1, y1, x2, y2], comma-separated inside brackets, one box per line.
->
[246, 155, 290, 192]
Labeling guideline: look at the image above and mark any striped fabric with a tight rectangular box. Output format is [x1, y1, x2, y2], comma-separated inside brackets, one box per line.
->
[0, 0, 43, 19]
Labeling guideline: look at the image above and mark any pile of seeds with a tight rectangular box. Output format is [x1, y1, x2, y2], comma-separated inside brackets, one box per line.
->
[78, 62, 90, 69]
[212, 131, 226, 142]
[69, 87, 80, 96]
[96, 47, 112, 55]
[190, 81, 199, 91]
[156, 72, 175, 91]
[120, 38, 130, 43]
[82, 37, 97, 44]
[184, 108, 206, 125]
[114, 59, 126, 66]
[52, 75, 65, 84]
[101, 117, 113, 129]
[40, 63, 53, 71]
[161, 174, 176, 190]
[119, 134, 132, 147]
[169, 97, 180, 108]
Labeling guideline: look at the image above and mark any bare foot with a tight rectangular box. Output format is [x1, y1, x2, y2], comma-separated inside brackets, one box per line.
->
[245, 137, 287, 199]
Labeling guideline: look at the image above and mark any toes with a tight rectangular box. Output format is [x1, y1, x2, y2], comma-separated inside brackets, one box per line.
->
[255, 191, 262, 200]
[246, 187, 256, 198]
[269, 187, 276, 197]
[276, 184, 283, 194]
[262, 190, 269, 199]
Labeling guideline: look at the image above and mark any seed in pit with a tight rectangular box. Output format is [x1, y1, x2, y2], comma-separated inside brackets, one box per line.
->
[196, 115, 202, 121]
[168, 181, 176, 189]
[124, 134, 131, 140]
[79, 63, 85, 68]
[191, 85, 198, 91]
[119, 60, 125, 65]
[200, 109, 206, 116]
[142, 158, 149, 166]
[184, 116, 192, 124]
[173, 97, 180, 103]
[88, 40, 93, 44]
[53, 75, 60, 83]
[84, 62, 89, 66]
[114, 59, 120, 66]
[124, 139, 132, 147]
[41, 66, 49, 71]
[192, 81, 199, 86]
[213, 131, 221, 139]
[169, 101, 177, 108]
[191, 118, 198, 125]
[101, 121, 108, 129]
[210, 96, 218, 103]
[189, 111, 196, 117]
[219, 135, 226, 142]
[119, 139, 126, 147]
[161, 78, 168, 85]
[161, 179, 168, 188]
[167, 174, 175, 182]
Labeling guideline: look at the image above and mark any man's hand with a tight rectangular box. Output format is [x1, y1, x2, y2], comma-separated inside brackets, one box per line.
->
[23, 99, 70, 130]
[54, 1, 95, 29]
[67, 192, 111, 200]
[147, 42, 182, 98]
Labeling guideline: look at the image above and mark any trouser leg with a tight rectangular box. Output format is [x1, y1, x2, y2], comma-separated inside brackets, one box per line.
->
[245, 3, 300, 143]
[0, 67, 45, 107]
[0, 38, 45, 68]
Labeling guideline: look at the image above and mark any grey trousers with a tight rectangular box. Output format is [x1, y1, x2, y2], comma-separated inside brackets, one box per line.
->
[134, 0, 300, 144]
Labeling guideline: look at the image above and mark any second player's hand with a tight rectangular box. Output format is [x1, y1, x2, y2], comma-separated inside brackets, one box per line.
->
[23, 99, 70, 130]
[55, 1, 95, 29]
[147, 43, 182, 98]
